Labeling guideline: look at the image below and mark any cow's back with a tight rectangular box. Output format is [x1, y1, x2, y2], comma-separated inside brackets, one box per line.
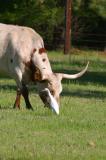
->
[0, 23, 44, 76]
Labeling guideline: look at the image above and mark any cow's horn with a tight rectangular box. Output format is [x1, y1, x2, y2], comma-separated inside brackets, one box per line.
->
[60, 61, 89, 79]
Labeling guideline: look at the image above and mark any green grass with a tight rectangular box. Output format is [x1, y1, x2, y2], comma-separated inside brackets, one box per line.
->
[0, 49, 106, 160]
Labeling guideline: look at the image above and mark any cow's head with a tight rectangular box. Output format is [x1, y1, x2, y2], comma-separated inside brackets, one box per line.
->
[37, 62, 89, 113]
[32, 48, 52, 80]
[29, 47, 89, 114]
[26, 47, 53, 81]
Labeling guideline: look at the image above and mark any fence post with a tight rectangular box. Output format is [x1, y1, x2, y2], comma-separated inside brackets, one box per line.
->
[64, 0, 71, 54]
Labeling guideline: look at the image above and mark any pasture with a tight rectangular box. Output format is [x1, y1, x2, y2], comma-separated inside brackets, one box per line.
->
[0, 49, 106, 160]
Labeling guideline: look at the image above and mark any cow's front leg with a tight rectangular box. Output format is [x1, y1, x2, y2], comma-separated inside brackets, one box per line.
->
[13, 89, 21, 109]
[22, 84, 33, 110]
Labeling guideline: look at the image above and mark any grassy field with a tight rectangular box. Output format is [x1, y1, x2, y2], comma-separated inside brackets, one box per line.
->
[0, 49, 106, 160]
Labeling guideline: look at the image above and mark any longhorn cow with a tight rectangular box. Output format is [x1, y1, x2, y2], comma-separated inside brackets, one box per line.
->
[0, 23, 89, 112]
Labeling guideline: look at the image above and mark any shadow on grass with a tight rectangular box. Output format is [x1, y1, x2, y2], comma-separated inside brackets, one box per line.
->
[51, 59, 106, 85]
[0, 84, 38, 93]
[61, 71, 106, 86]
[61, 89, 106, 100]
[0, 84, 16, 91]
[0, 69, 106, 101]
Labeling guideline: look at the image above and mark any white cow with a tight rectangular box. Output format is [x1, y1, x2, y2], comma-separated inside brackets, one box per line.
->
[0, 23, 89, 111]
[0, 23, 52, 110]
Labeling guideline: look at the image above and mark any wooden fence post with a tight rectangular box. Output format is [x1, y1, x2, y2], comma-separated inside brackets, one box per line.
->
[64, 0, 71, 54]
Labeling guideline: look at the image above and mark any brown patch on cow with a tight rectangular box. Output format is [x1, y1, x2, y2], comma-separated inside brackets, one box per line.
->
[39, 48, 46, 54]
[24, 48, 43, 81]
[25, 60, 42, 81]
[33, 67, 42, 81]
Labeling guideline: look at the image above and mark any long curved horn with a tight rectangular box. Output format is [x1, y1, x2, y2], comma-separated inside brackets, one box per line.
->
[61, 61, 89, 79]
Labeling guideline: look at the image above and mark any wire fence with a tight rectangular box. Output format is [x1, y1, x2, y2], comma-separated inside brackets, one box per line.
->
[72, 32, 106, 50]
[44, 30, 106, 51]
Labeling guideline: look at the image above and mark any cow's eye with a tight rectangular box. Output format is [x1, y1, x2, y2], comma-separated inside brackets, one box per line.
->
[43, 58, 46, 62]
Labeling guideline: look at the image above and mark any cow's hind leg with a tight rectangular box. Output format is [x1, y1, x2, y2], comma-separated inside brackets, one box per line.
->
[22, 84, 33, 110]
[13, 89, 21, 109]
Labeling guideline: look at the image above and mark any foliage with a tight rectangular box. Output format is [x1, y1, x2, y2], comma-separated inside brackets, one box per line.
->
[0, 0, 64, 49]
[0, 0, 106, 49]
[72, 0, 106, 48]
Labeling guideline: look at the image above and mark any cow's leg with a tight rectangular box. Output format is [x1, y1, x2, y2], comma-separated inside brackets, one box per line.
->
[12, 67, 33, 110]
[21, 84, 33, 110]
[13, 89, 21, 109]
[13, 67, 23, 109]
